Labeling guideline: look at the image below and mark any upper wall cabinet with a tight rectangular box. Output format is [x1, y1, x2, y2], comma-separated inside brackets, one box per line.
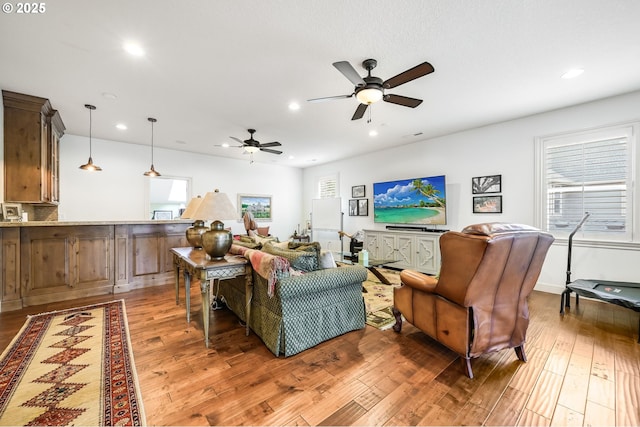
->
[2, 90, 65, 205]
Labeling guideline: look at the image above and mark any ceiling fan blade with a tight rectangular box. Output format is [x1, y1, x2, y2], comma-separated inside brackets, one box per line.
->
[383, 94, 423, 108]
[260, 141, 282, 147]
[307, 94, 353, 103]
[230, 136, 244, 144]
[260, 148, 282, 155]
[351, 103, 369, 120]
[383, 61, 434, 89]
[333, 61, 366, 87]
[214, 144, 243, 148]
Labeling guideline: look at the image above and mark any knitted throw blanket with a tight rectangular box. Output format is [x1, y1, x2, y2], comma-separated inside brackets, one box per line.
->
[230, 244, 290, 297]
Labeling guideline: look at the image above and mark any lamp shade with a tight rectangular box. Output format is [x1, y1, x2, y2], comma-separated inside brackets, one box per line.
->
[182, 196, 206, 248]
[191, 190, 239, 221]
[180, 196, 203, 219]
[192, 189, 239, 260]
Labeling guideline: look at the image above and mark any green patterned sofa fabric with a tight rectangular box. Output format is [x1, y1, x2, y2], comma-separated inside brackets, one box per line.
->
[288, 241, 321, 253]
[232, 239, 262, 249]
[277, 266, 366, 299]
[218, 265, 368, 357]
[262, 241, 319, 272]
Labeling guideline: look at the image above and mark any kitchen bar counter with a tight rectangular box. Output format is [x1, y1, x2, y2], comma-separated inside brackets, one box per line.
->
[0, 219, 192, 227]
[0, 220, 192, 311]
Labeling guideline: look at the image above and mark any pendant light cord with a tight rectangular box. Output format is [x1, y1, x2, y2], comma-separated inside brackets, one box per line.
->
[148, 117, 157, 165]
[89, 107, 93, 156]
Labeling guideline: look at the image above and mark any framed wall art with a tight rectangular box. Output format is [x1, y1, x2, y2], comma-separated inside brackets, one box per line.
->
[472, 175, 502, 194]
[473, 196, 502, 213]
[238, 194, 272, 221]
[352, 185, 365, 198]
[152, 210, 173, 220]
[349, 199, 358, 216]
[2, 203, 23, 222]
[357, 199, 368, 216]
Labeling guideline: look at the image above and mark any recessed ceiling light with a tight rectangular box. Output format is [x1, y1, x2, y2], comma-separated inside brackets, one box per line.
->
[288, 102, 300, 111]
[123, 42, 145, 57]
[116, 123, 127, 130]
[369, 130, 378, 137]
[221, 143, 230, 148]
[561, 69, 584, 79]
[102, 92, 117, 100]
[175, 140, 187, 145]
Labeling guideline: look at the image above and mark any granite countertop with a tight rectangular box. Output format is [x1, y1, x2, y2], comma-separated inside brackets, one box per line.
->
[0, 219, 194, 227]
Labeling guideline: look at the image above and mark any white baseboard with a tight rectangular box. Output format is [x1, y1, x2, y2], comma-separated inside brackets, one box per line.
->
[534, 281, 565, 295]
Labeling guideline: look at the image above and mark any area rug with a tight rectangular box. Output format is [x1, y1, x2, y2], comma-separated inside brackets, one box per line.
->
[363, 268, 400, 330]
[0, 300, 146, 426]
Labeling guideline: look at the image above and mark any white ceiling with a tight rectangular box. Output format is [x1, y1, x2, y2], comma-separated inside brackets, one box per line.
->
[2, 0, 640, 168]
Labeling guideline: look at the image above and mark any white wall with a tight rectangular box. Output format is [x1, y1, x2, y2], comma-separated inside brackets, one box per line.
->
[302, 90, 640, 293]
[59, 134, 302, 238]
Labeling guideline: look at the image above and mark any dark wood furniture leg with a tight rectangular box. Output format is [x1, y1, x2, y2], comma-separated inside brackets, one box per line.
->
[514, 345, 527, 362]
[392, 307, 403, 332]
[368, 265, 392, 286]
[462, 357, 474, 379]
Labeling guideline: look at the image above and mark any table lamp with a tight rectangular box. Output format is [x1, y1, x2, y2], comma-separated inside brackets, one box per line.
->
[181, 195, 207, 248]
[191, 189, 239, 260]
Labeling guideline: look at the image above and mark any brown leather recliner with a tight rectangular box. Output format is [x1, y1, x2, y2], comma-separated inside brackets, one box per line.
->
[393, 223, 554, 378]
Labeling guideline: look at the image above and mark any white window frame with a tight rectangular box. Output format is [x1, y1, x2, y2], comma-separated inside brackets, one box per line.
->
[534, 121, 639, 249]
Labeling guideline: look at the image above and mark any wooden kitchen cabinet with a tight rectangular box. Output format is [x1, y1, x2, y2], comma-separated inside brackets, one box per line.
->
[0, 221, 191, 311]
[2, 90, 65, 204]
[20, 226, 115, 306]
[114, 222, 190, 292]
[0, 228, 22, 311]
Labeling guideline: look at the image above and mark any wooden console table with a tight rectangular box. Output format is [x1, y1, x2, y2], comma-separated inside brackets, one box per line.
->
[170, 247, 252, 347]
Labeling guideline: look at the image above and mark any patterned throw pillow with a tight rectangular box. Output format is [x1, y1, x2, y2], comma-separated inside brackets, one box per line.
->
[251, 234, 279, 246]
[318, 250, 336, 269]
[263, 242, 319, 272]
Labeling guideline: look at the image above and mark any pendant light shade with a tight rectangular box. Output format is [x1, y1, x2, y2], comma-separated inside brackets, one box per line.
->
[79, 104, 102, 171]
[144, 117, 161, 177]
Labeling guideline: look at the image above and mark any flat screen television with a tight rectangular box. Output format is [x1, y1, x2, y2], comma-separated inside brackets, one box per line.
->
[373, 175, 446, 225]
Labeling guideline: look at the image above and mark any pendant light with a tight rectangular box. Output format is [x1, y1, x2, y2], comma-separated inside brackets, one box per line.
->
[79, 104, 102, 171]
[144, 117, 161, 176]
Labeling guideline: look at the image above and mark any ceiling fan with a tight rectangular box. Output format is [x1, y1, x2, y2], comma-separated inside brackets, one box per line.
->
[308, 58, 435, 120]
[222, 129, 282, 163]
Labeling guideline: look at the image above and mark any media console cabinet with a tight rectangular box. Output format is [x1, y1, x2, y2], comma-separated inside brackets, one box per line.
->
[0, 220, 190, 311]
[363, 229, 442, 275]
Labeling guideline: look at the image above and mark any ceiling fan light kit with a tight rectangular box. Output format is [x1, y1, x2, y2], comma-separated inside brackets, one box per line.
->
[219, 128, 283, 163]
[311, 58, 435, 121]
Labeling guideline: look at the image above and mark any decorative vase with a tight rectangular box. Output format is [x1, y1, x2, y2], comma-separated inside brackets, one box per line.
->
[201, 220, 233, 260]
[185, 220, 208, 248]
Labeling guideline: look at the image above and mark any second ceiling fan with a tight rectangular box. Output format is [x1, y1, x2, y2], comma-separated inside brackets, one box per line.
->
[309, 58, 435, 120]
[225, 129, 282, 163]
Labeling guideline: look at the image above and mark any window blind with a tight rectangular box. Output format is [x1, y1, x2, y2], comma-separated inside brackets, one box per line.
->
[544, 136, 630, 238]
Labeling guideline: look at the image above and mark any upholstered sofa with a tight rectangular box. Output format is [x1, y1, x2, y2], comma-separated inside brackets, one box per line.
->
[218, 241, 368, 357]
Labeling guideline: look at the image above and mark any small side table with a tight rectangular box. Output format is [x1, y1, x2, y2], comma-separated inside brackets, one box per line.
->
[291, 234, 310, 243]
[171, 247, 252, 348]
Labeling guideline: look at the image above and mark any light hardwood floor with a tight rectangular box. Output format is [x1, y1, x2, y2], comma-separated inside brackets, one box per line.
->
[1, 280, 639, 426]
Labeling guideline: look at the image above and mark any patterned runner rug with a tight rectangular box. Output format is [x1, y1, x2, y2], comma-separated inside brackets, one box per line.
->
[0, 300, 146, 426]
[363, 268, 400, 330]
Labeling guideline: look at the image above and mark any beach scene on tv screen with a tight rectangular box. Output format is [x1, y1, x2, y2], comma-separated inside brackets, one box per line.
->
[373, 175, 446, 225]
